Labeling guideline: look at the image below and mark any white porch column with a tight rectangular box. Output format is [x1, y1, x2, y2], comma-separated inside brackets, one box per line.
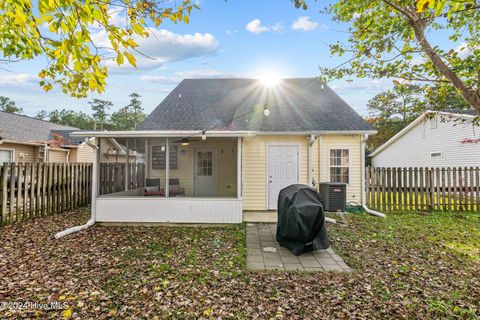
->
[165, 138, 169, 197]
[237, 137, 242, 199]
[92, 138, 100, 215]
[124, 139, 130, 191]
[144, 138, 149, 183]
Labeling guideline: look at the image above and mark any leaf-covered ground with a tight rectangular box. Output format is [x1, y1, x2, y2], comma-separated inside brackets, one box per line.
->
[0, 209, 479, 319]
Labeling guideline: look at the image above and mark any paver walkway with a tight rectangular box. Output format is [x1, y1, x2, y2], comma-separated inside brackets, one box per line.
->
[246, 223, 351, 272]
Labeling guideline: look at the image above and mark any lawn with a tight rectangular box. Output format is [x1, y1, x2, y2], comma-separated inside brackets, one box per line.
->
[0, 210, 479, 319]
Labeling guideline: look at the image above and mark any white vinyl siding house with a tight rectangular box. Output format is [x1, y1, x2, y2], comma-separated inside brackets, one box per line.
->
[371, 111, 480, 168]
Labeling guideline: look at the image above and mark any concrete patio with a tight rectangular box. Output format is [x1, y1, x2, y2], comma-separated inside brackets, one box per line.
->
[246, 223, 352, 272]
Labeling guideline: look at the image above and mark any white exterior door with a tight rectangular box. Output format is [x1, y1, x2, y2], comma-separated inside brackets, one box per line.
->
[268, 145, 299, 209]
[194, 149, 216, 197]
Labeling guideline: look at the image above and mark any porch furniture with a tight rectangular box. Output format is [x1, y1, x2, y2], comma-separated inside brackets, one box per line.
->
[144, 178, 165, 197]
[168, 178, 185, 197]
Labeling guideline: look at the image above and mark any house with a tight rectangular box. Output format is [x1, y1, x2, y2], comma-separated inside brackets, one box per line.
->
[70, 78, 376, 225]
[370, 111, 480, 167]
[0, 111, 139, 163]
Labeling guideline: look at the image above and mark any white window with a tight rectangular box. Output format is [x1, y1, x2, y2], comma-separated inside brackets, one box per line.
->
[430, 151, 443, 158]
[330, 149, 349, 183]
[0, 149, 13, 163]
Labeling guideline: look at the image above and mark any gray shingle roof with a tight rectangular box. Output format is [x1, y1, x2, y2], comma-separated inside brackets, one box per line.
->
[0, 111, 80, 143]
[138, 78, 373, 132]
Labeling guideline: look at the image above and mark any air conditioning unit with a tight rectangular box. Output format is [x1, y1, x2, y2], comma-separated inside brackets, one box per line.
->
[318, 183, 347, 212]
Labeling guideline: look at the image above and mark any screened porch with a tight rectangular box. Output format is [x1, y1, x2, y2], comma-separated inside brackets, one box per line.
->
[94, 134, 244, 224]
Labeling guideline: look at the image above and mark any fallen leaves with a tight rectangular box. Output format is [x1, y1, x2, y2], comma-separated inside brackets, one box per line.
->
[0, 209, 479, 318]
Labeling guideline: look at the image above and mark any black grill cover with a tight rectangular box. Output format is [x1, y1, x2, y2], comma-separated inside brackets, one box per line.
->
[276, 184, 329, 256]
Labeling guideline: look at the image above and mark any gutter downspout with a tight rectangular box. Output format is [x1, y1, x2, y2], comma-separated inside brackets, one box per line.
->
[55, 138, 99, 238]
[361, 134, 385, 218]
[307, 134, 316, 187]
[308, 134, 337, 224]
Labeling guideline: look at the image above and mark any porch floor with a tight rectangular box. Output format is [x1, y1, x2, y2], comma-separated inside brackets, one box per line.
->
[246, 223, 351, 272]
[243, 210, 277, 223]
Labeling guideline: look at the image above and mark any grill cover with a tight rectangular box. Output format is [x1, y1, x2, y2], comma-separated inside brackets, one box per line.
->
[276, 184, 329, 256]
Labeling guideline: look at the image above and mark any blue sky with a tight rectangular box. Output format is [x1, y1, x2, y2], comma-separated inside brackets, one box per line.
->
[0, 0, 394, 118]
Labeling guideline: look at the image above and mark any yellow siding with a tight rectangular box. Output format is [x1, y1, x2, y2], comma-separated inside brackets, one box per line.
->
[68, 148, 78, 162]
[0, 142, 38, 162]
[242, 135, 309, 210]
[47, 149, 68, 163]
[76, 145, 95, 162]
[148, 138, 237, 197]
[319, 134, 363, 203]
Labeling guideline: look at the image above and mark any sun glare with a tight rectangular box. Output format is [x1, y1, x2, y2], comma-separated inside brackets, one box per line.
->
[258, 72, 281, 87]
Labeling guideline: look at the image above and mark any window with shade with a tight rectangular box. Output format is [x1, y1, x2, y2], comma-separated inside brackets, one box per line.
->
[330, 149, 349, 183]
[0, 149, 13, 163]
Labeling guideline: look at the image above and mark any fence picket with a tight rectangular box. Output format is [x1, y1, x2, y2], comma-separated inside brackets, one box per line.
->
[363, 166, 480, 213]
[1, 163, 8, 225]
[30, 163, 35, 217]
[0, 162, 94, 226]
[476, 167, 480, 211]
[22, 163, 28, 219]
[469, 167, 474, 211]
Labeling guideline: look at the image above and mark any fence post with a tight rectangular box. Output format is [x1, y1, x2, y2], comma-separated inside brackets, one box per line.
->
[1, 163, 8, 225]
[365, 167, 370, 208]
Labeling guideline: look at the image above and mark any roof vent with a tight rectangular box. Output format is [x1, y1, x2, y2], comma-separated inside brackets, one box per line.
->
[178, 93, 182, 99]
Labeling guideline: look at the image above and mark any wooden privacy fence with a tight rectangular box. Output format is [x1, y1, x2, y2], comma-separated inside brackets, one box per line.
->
[0, 162, 92, 226]
[99, 163, 145, 195]
[366, 167, 480, 212]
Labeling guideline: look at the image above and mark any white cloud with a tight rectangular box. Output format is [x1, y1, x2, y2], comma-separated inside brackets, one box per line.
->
[455, 42, 479, 59]
[139, 75, 179, 84]
[291, 16, 319, 31]
[330, 79, 393, 94]
[92, 28, 219, 71]
[271, 23, 283, 32]
[246, 19, 270, 34]
[140, 69, 236, 84]
[225, 29, 237, 36]
[0, 73, 38, 86]
[175, 69, 226, 78]
[245, 19, 283, 34]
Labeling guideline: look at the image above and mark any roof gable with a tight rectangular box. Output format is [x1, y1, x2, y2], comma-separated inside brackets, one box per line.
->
[138, 78, 373, 132]
[370, 111, 478, 157]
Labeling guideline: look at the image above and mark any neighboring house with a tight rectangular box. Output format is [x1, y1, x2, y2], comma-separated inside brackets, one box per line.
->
[72, 78, 375, 224]
[0, 111, 83, 163]
[370, 111, 480, 168]
[0, 111, 137, 163]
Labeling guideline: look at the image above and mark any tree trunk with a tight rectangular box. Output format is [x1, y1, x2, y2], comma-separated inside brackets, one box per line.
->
[410, 16, 480, 114]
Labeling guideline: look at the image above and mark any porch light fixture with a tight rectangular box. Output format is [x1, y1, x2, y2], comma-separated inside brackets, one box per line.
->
[263, 104, 270, 117]
[201, 129, 207, 141]
[181, 138, 190, 146]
